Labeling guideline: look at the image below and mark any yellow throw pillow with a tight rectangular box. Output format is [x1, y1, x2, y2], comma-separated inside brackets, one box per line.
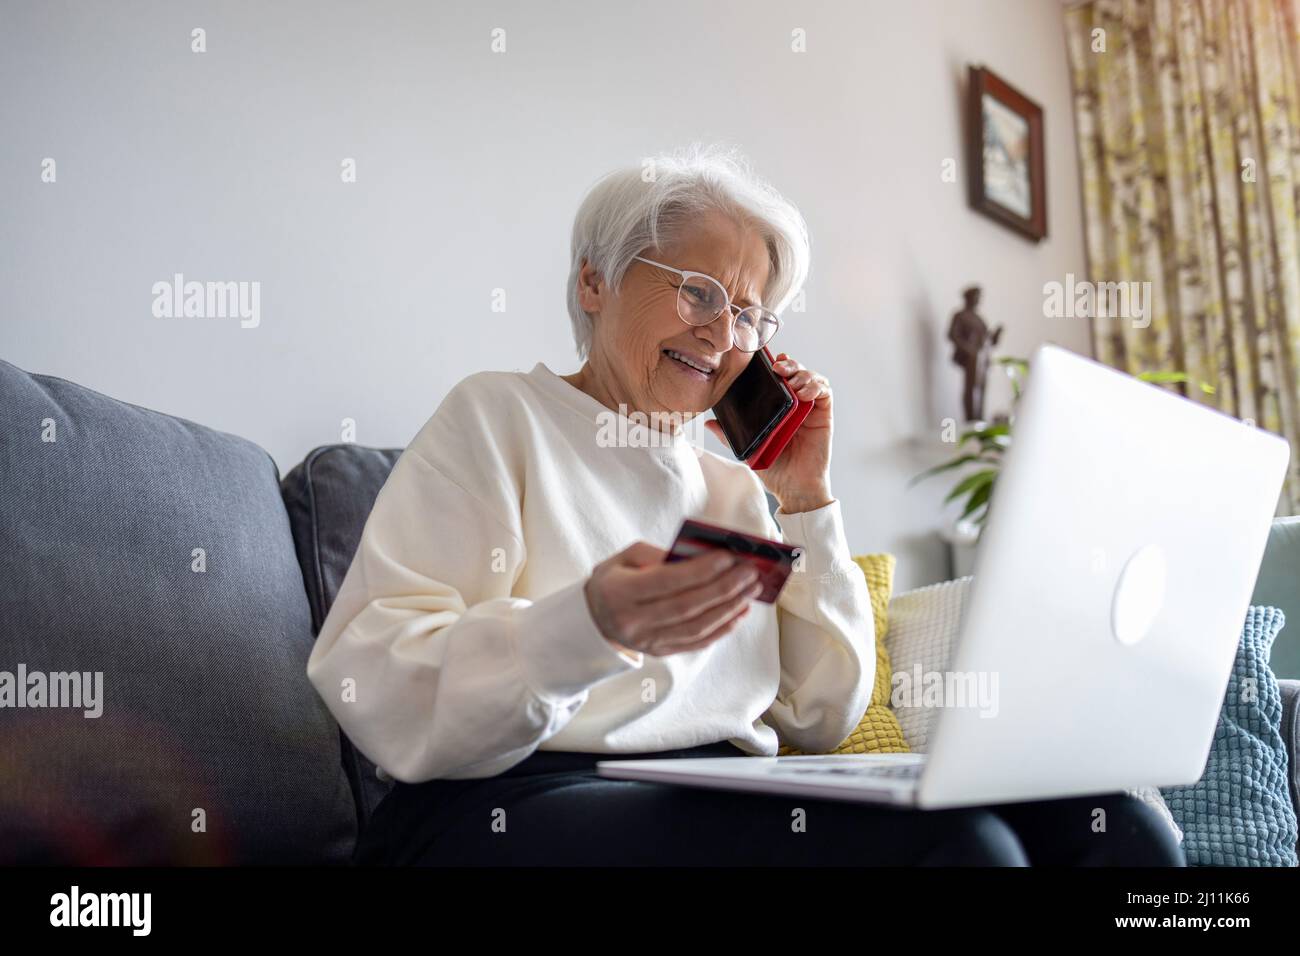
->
[777, 553, 910, 755]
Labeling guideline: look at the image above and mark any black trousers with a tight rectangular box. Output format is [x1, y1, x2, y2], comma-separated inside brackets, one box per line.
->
[356, 741, 1187, 866]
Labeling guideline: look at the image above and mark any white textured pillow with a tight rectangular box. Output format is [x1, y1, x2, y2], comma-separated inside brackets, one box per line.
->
[885, 575, 1182, 844]
[884, 576, 973, 753]
[1126, 786, 1184, 844]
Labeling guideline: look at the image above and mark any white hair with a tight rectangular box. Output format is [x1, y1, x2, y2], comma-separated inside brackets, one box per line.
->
[566, 143, 811, 361]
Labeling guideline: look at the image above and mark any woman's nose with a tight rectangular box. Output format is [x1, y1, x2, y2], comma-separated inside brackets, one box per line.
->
[696, 308, 736, 352]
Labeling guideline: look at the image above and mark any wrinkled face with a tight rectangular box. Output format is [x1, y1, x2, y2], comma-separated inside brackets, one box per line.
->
[577, 209, 771, 418]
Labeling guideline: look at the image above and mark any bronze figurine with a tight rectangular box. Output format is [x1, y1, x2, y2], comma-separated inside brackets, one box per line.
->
[948, 286, 1003, 423]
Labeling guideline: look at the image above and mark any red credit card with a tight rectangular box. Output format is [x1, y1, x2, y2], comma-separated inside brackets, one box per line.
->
[665, 518, 799, 603]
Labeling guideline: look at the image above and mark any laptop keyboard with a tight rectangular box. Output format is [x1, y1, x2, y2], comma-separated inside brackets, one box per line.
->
[766, 758, 926, 779]
[829, 763, 924, 779]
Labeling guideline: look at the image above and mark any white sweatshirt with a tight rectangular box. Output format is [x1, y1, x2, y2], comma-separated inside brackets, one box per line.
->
[306, 362, 876, 783]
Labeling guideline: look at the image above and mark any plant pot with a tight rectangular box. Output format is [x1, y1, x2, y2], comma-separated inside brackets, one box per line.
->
[940, 517, 982, 579]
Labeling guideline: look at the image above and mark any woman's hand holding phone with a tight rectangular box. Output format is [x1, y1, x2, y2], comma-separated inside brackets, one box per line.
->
[583, 542, 763, 657]
[706, 351, 836, 514]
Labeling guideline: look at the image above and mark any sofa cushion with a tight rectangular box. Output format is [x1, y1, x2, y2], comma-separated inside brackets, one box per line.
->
[1160, 606, 1299, 866]
[1250, 516, 1300, 679]
[1280, 679, 1300, 850]
[281, 444, 403, 830]
[0, 360, 356, 864]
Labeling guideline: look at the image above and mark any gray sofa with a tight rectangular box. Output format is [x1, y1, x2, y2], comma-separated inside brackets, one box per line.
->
[1, 357, 1297, 864]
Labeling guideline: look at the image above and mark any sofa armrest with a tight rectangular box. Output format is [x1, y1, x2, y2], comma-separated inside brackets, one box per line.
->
[1281, 680, 1300, 839]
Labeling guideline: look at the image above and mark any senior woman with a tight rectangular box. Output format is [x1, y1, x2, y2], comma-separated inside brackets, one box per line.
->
[307, 145, 1184, 867]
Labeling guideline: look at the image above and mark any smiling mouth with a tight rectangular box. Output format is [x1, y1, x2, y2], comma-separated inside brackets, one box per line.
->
[663, 349, 717, 377]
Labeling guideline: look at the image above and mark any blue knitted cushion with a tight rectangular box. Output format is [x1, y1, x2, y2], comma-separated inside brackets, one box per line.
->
[1161, 606, 1299, 866]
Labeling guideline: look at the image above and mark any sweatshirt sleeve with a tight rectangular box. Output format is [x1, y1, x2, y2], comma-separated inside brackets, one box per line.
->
[762, 498, 876, 753]
[305, 445, 642, 784]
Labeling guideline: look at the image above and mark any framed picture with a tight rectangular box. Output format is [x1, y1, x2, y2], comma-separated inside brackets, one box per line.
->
[967, 65, 1047, 242]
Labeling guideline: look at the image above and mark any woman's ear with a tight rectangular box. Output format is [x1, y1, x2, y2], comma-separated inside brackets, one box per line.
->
[576, 260, 604, 314]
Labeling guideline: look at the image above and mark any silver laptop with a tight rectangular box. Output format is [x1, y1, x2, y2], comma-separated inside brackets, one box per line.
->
[597, 344, 1290, 809]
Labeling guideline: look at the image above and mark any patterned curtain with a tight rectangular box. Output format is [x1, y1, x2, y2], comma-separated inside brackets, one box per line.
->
[1065, 0, 1300, 513]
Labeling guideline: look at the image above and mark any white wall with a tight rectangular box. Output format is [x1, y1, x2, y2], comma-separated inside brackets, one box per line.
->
[0, 0, 1090, 591]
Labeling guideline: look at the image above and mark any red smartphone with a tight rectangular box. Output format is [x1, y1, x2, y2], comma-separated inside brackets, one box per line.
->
[665, 518, 799, 603]
[710, 346, 814, 470]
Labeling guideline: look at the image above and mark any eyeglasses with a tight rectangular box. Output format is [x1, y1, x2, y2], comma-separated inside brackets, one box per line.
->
[632, 255, 781, 353]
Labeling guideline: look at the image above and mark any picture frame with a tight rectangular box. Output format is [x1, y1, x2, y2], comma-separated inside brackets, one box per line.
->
[967, 64, 1047, 242]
